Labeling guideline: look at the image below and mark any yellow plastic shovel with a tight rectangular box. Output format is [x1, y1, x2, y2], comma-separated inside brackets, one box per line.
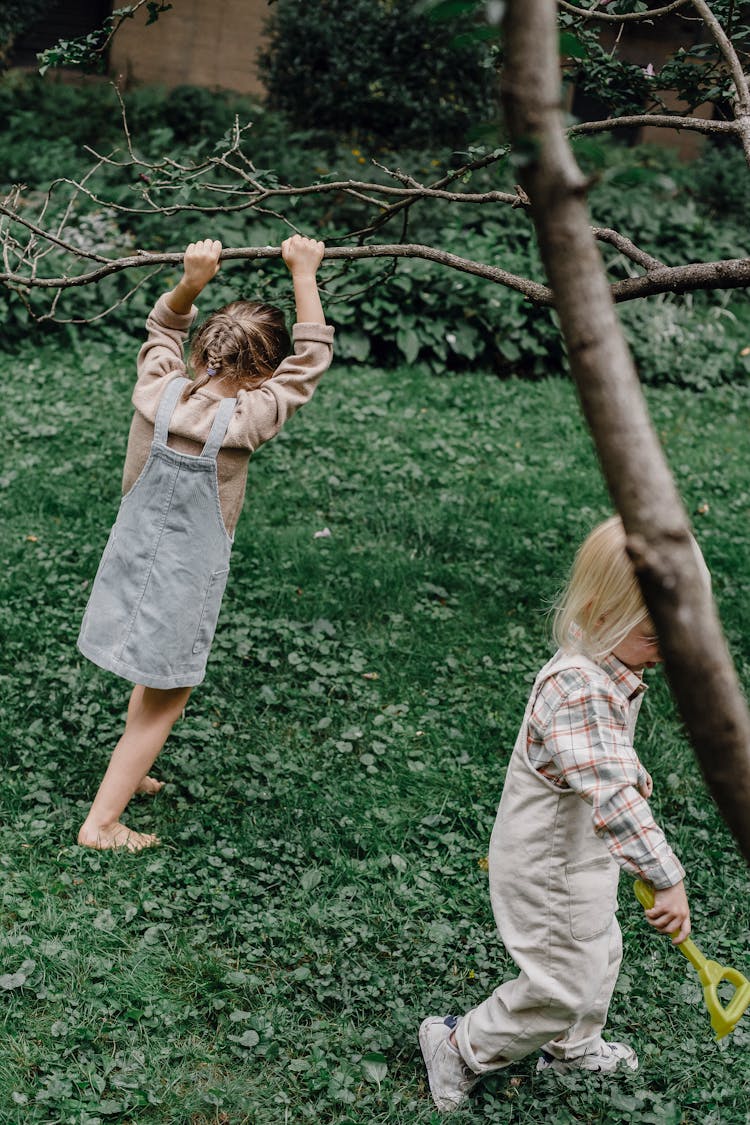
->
[634, 879, 750, 1040]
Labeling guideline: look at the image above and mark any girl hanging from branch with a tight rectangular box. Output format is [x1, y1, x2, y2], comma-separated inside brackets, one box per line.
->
[77, 234, 333, 850]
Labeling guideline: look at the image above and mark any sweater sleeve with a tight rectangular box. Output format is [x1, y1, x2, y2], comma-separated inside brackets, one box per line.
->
[130, 299, 334, 454]
[221, 322, 335, 452]
[134, 293, 196, 392]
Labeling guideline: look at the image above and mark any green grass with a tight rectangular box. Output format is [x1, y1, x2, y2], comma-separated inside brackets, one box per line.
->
[1, 336, 750, 1125]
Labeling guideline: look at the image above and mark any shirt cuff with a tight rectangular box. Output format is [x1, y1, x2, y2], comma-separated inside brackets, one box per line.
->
[639, 853, 686, 890]
[292, 323, 335, 344]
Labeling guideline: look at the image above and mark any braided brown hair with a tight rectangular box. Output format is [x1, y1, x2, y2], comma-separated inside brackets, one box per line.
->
[185, 300, 291, 398]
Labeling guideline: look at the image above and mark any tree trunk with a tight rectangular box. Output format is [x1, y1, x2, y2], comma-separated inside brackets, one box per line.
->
[502, 0, 750, 865]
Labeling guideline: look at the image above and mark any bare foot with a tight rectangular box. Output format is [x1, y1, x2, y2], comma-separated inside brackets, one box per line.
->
[77, 821, 160, 852]
[135, 775, 165, 796]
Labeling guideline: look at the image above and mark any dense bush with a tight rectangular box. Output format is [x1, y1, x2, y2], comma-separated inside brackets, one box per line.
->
[684, 141, 750, 223]
[1, 78, 749, 387]
[0, 74, 262, 173]
[257, 0, 495, 147]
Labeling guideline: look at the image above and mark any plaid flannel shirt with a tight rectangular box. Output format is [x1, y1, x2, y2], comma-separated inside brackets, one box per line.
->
[526, 651, 685, 890]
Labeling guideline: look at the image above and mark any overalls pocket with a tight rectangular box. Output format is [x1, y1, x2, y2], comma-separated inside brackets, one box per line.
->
[192, 568, 230, 655]
[565, 856, 618, 942]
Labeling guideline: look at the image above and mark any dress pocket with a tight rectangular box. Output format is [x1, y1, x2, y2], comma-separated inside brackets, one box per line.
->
[564, 856, 618, 942]
[192, 568, 230, 655]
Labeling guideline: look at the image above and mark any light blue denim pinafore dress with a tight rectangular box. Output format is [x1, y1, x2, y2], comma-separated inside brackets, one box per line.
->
[78, 376, 237, 690]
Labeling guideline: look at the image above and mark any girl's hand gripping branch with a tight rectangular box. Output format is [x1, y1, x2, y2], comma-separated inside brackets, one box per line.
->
[645, 879, 692, 945]
[281, 234, 326, 325]
[166, 239, 223, 315]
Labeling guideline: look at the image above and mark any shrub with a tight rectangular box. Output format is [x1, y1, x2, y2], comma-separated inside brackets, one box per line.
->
[257, 0, 495, 147]
[621, 296, 750, 390]
[683, 140, 750, 224]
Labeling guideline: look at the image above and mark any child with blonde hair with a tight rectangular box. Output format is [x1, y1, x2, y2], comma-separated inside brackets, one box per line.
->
[420, 515, 693, 1111]
[77, 235, 333, 851]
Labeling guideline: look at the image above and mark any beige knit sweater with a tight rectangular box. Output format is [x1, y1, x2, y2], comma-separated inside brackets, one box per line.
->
[121, 294, 335, 534]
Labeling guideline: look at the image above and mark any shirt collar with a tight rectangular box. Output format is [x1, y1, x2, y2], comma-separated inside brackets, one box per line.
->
[598, 649, 647, 701]
[566, 624, 647, 701]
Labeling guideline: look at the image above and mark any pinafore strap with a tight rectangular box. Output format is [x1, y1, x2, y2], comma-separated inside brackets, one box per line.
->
[201, 396, 238, 459]
[153, 377, 188, 445]
[153, 376, 237, 460]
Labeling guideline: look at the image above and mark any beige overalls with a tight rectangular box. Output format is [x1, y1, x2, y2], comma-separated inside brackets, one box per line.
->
[457, 650, 643, 1072]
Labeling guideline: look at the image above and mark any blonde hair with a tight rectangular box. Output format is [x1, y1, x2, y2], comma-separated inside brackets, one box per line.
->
[552, 515, 650, 660]
[185, 300, 291, 398]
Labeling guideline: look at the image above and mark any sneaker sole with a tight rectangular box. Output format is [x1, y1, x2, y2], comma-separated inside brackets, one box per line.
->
[537, 1055, 639, 1075]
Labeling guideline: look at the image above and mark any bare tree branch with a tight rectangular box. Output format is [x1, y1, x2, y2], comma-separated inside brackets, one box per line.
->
[610, 257, 750, 300]
[504, 0, 750, 866]
[0, 202, 110, 264]
[691, 0, 750, 112]
[690, 0, 750, 164]
[44, 171, 526, 217]
[0, 243, 554, 303]
[4, 5, 750, 326]
[568, 114, 737, 137]
[558, 0, 692, 21]
[5, 219, 750, 309]
[591, 228, 664, 270]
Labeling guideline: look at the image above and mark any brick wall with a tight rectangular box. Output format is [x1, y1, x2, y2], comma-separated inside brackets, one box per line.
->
[109, 0, 269, 97]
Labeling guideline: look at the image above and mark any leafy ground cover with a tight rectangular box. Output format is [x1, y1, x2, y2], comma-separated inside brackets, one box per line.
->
[1, 335, 750, 1124]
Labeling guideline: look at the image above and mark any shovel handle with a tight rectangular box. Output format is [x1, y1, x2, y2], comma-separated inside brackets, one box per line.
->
[633, 877, 656, 912]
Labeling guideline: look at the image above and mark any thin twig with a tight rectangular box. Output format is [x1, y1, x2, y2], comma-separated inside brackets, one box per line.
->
[558, 0, 691, 21]
[0, 203, 111, 264]
[35, 268, 164, 324]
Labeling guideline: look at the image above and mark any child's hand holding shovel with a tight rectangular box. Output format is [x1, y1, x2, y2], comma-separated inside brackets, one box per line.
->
[644, 879, 691, 945]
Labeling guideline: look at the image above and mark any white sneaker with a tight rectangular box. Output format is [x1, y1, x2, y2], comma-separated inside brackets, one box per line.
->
[536, 1040, 639, 1074]
[419, 1015, 480, 1111]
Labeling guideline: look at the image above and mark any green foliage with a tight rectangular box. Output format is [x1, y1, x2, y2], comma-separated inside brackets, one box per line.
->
[0, 74, 261, 166]
[619, 299, 750, 391]
[685, 143, 750, 223]
[319, 136, 750, 383]
[423, 0, 750, 126]
[37, 2, 173, 76]
[327, 212, 564, 377]
[1, 336, 750, 1122]
[557, 1, 749, 120]
[258, 0, 495, 146]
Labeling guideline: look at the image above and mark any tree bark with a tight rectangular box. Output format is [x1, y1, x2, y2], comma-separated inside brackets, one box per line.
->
[502, 0, 750, 865]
